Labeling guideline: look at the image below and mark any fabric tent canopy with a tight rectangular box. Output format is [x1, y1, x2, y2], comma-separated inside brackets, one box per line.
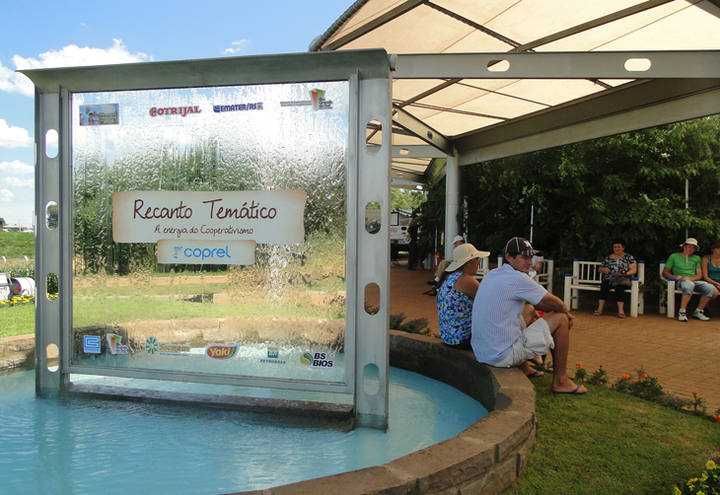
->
[311, 0, 720, 184]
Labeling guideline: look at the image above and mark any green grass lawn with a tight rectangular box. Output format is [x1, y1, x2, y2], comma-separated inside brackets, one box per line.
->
[0, 302, 34, 338]
[507, 375, 720, 494]
[0, 231, 34, 261]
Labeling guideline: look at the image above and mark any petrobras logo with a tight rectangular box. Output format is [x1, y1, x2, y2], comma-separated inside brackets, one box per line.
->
[156, 240, 256, 266]
[260, 346, 286, 365]
[300, 351, 335, 369]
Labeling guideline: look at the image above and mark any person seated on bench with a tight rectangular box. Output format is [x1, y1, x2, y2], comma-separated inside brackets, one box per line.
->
[663, 237, 719, 322]
[701, 239, 720, 294]
[528, 255, 543, 280]
[425, 235, 465, 295]
[593, 240, 637, 318]
[436, 243, 489, 350]
[471, 236, 587, 394]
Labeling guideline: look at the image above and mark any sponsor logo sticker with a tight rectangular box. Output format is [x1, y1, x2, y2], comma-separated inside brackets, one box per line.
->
[260, 346, 286, 365]
[213, 102, 264, 113]
[106, 333, 129, 355]
[300, 351, 335, 369]
[205, 344, 238, 360]
[280, 89, 333, 110]
[145, 336, 160, 354]
[157, 240, 256, 265]
[83, 335, 101, 354]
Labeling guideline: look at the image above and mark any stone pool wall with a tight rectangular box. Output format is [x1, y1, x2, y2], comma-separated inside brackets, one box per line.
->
[233, 330, 536, 495]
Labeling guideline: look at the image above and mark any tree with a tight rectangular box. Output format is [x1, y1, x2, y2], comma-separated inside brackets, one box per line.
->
[419, 115, 720, 297]
[391, 188, 426, 211]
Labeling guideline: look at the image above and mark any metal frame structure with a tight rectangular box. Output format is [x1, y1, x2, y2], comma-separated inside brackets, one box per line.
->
[23, 49, 392, 428]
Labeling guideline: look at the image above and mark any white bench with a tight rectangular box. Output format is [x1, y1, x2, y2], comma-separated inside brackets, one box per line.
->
[658, 261, 706, 318]
[563, 259, 645, 317]
[474, 255, 494, 281]
[485, 256, 555, 293]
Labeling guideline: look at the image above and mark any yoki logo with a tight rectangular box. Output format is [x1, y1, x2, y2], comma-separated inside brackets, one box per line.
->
[205, 344, 238, 360]
[301, 351, 334, 368]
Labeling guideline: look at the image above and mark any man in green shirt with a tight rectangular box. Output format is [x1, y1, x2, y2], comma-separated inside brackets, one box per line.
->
[662, 238, 719, 321]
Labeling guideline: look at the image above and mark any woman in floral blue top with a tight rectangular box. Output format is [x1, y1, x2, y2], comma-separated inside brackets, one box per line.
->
[436, 243, 489, 349]
[593, 240, 637, 318]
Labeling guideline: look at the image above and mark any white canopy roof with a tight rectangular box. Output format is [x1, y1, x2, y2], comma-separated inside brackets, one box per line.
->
[312, 0, 720, 183]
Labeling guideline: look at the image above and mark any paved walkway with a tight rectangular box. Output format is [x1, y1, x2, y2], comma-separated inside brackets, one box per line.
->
[391, 265, 720, 414]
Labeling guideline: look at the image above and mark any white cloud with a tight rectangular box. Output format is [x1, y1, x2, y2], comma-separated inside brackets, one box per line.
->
[0, 160, 34, 175]
[0, 119, 32, 148]
[4, 176, 33, 188]
[2, 39, 152, 97]
[223, 40, 251, 55]
[0, 188, 14, 202]
[0, 61, 31, 96]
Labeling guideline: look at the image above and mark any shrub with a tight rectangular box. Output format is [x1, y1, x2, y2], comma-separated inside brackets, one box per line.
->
[673, 459, 720, 495]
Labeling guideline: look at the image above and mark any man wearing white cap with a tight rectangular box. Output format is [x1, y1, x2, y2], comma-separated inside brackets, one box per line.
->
[662, 237, 719, 321]
[471, 236, 587, 395]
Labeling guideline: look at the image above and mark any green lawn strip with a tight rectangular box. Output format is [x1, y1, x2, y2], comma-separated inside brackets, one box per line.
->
[72, 296, 343, 327]
[0, 231, 34, 261]
[508, 375, 720, 494]
[0, 303, 35, 338]
[73, 282, 229, 297]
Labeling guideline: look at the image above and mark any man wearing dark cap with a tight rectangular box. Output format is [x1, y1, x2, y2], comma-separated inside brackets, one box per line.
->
[471, 237, 587, 395]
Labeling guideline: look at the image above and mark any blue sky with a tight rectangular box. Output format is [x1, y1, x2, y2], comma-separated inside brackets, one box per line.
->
[0, 0, 353, 226]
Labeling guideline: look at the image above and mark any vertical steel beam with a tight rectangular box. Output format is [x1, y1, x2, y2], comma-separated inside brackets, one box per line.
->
[34, 90, 62, 397]
[354, 72, 392, 429]
[444, 152, 459, 259]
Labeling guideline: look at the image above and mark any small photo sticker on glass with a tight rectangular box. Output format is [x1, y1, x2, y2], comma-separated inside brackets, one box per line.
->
[79, 104, 119, 126]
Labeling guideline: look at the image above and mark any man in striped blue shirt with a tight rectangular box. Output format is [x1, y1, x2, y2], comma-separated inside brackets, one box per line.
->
[471, 237, 587, 395]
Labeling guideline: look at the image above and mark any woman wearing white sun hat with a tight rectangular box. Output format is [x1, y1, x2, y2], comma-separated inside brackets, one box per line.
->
[436, 243, 490, 349]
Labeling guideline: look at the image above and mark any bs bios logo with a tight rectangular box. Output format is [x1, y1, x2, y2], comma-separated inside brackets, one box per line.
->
[300, 351, 334, 369]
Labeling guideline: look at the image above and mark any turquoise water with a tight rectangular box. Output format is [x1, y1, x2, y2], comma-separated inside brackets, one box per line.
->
[0, 368, 486, 494]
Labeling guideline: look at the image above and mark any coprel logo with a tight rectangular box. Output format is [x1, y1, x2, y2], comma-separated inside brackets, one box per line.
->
[174, 245, 231, 261]
[156, 240, 256, 266]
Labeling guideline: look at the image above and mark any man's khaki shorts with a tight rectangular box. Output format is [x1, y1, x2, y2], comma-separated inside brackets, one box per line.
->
[494, 318, 555, 368]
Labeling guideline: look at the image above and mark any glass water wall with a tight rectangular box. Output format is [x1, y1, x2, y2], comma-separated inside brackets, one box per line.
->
[70, 81, 350, 389]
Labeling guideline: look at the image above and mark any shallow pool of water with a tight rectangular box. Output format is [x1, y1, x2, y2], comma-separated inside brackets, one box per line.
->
[0, 367, 486, 494]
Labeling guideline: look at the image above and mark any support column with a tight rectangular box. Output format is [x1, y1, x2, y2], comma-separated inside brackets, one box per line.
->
[444, 151, 459, 260]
